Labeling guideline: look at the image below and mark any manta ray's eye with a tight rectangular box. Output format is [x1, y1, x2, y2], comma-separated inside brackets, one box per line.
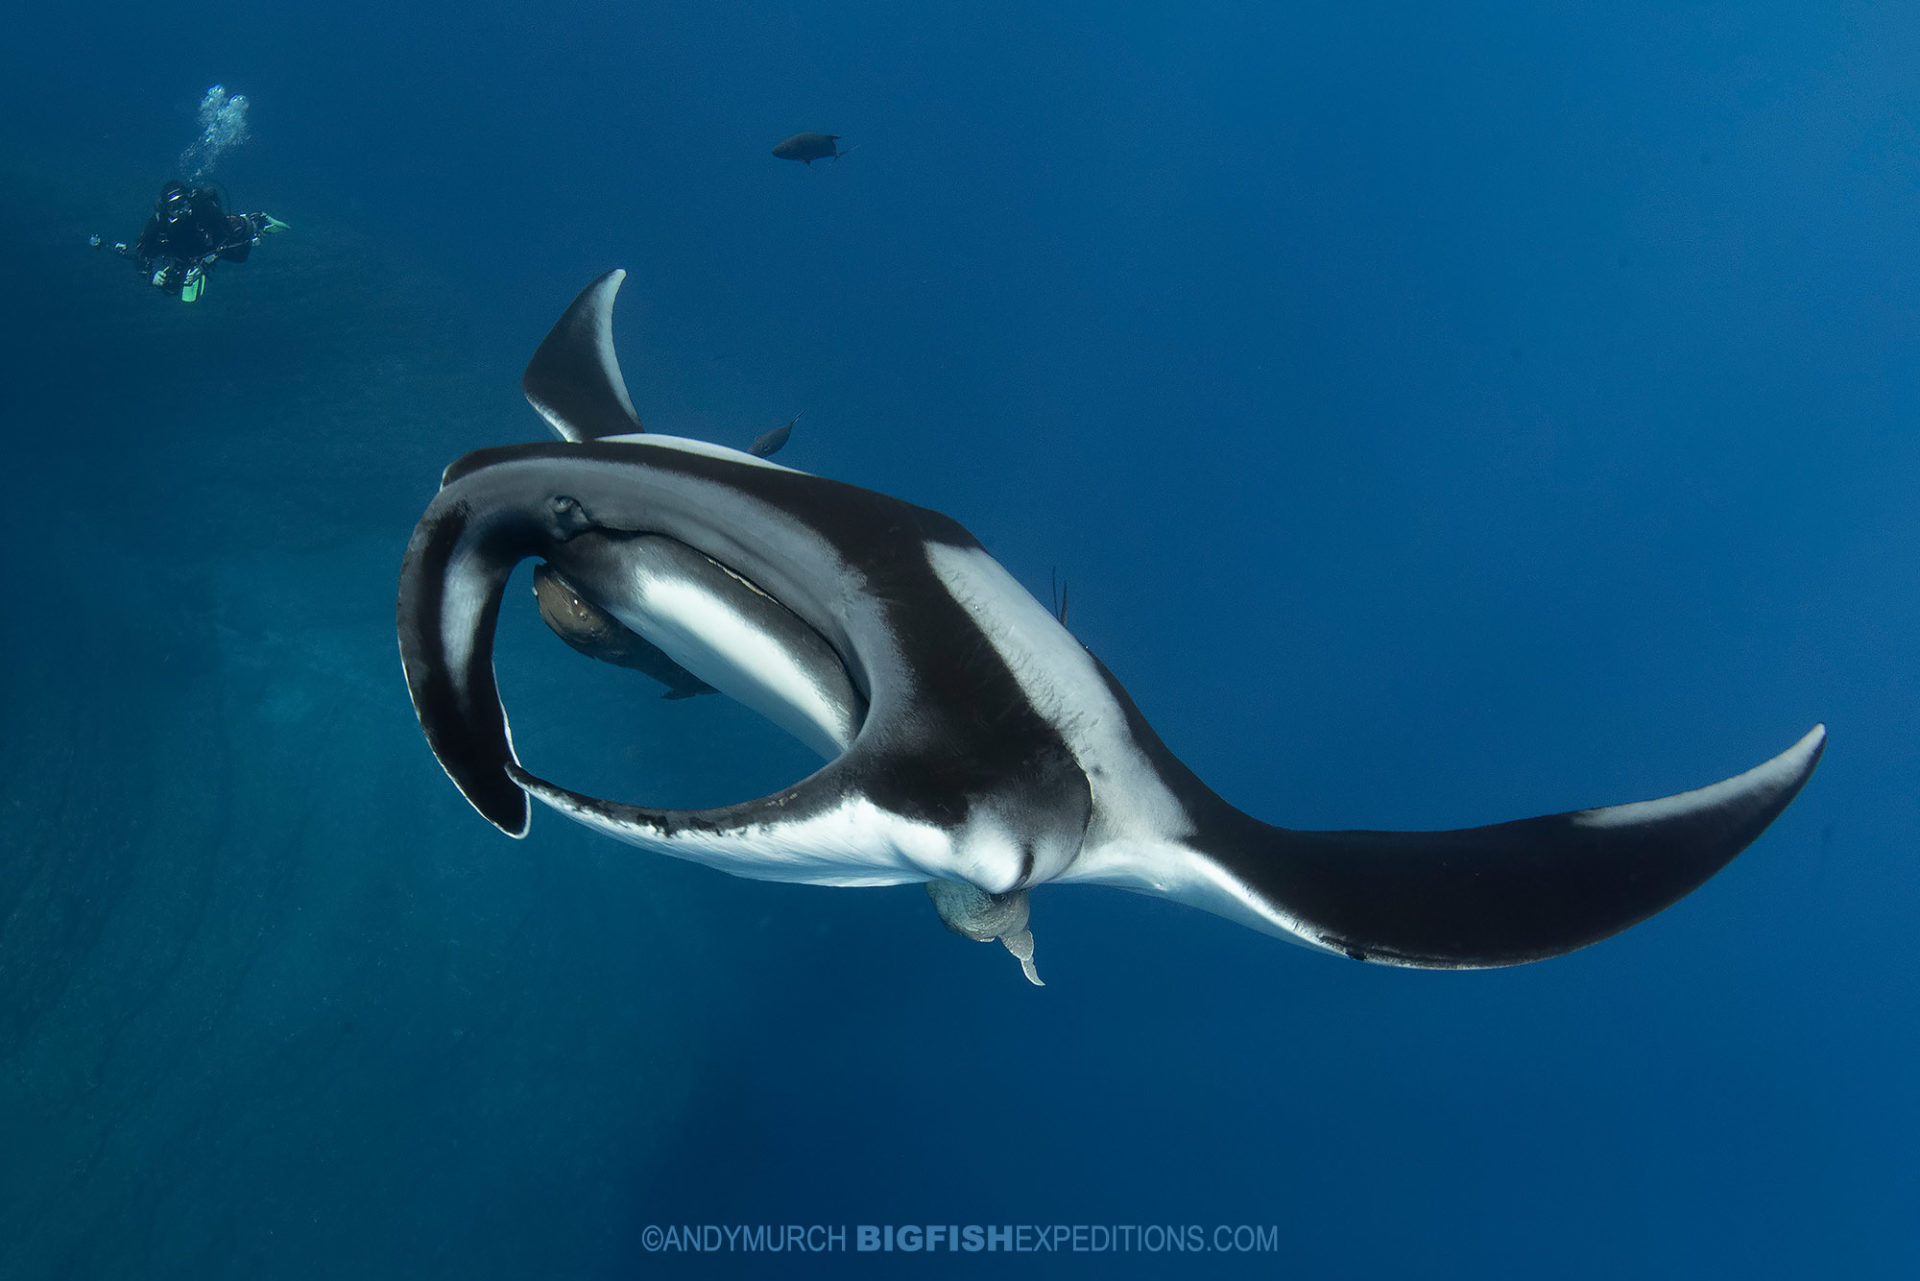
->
[547, 495, 593, 535]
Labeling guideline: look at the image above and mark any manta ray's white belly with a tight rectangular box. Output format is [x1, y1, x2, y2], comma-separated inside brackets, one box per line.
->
[582, 539, 863, 760]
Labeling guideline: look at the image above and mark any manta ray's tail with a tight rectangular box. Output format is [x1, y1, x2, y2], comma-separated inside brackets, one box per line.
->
[1182, 726, 1827, 969]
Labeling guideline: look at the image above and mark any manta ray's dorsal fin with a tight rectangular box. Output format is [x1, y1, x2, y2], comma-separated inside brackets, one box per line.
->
[522, 268, 644, 442]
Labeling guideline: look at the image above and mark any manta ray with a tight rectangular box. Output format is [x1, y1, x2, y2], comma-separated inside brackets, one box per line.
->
[397, 270, 1825, 985]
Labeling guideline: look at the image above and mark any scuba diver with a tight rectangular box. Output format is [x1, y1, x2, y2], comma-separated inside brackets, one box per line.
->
[92, 180, 287, 302]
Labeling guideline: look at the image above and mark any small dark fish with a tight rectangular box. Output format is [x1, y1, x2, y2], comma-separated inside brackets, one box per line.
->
[531, 563, 714, 700]
[772, 132, 846, 164]
[748, 410, 803, 458]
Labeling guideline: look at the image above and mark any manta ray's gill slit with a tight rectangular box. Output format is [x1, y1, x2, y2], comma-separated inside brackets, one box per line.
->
[489, 561, 831, 817]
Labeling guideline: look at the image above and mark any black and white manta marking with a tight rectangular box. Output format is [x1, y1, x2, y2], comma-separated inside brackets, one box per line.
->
[397, 270, 1826, 985]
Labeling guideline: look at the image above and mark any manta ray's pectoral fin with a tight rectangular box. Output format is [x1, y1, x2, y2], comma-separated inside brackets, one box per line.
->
[503, 750, 952, 891]
[521, 268, 645, 442]
[398, 502, 541, 838]
[926, 881, 1044, 986]
[1178, 725, 1827, 968]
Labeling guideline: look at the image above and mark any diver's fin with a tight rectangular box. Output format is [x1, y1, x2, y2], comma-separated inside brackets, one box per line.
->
[1140, 726, 1827, 969]
[522, 268, 644, 442]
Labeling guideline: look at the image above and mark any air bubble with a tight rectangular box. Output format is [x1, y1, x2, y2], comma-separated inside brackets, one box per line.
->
[178, 85, 252, 182]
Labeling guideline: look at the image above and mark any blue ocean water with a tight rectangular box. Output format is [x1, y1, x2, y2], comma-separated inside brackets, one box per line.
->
[2, 1, 1915, 1276]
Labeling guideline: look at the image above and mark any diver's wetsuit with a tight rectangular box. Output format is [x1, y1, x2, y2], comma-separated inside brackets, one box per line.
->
[129, 182, 261, 297]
